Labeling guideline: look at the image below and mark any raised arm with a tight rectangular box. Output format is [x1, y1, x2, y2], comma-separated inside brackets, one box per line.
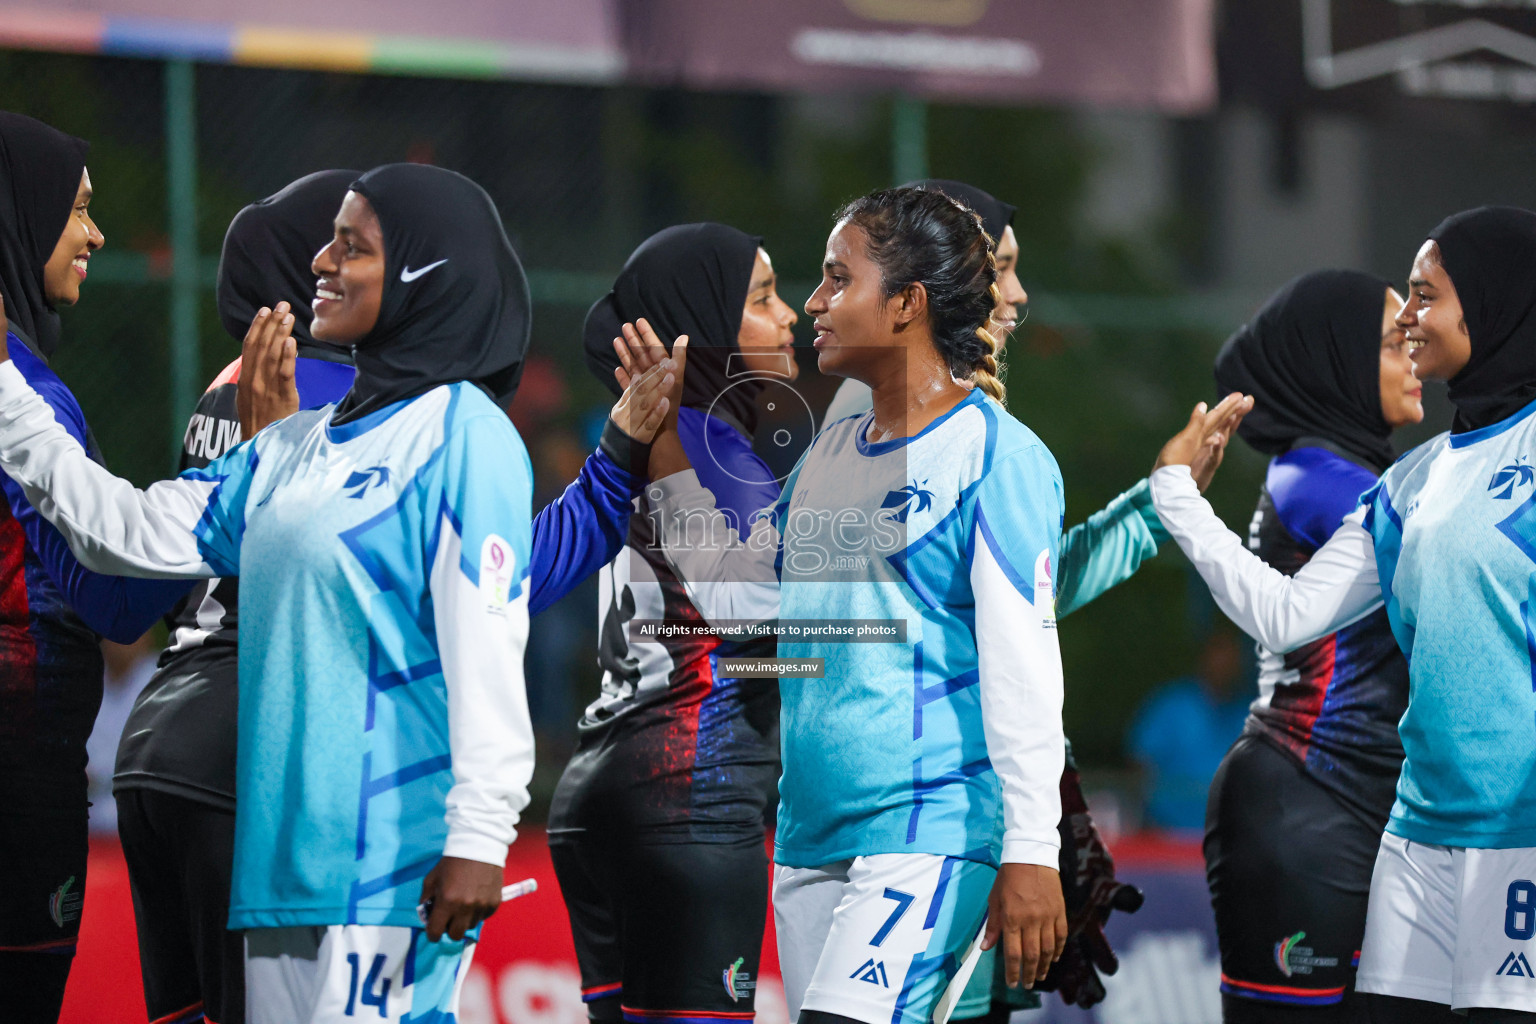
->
[1149, 464, 1382, 651]
[3, 476, 193, 641]
[1055, 480, 1166, 618]
[1057, 394, 1252, 618]
[525, 358, 673, 616]
[0, 352, 249, 580]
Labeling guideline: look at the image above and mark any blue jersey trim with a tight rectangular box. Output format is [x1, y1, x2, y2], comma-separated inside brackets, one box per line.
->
[324, 393, 417, 443]
[855, 389, 985, 457]
[1448, 395, 1536, 449]
[906, 756, 991, 844]
[347, 853, 438, 912]
[974, 504, 1033, 601]
[912, 641, 980, 741]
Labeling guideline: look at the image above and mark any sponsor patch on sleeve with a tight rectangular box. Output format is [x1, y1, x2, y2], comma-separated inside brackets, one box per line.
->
[1034, 550, 1056, 628]
[480, 534, 517, 613]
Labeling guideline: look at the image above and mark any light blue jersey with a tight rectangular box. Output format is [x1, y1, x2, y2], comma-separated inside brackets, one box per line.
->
[0, 364, 536, 930]
[655, 388, 1067, 870]
[773, 391, 1064, 867]
[1363, 397, 1536, 849]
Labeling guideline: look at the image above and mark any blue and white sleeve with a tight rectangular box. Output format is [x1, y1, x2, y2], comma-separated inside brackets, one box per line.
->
[0, 360, 249, 579]
[428, 411, 535, 867]
[1055, 478, 1167, 618]
[970, 446, 1066, 868]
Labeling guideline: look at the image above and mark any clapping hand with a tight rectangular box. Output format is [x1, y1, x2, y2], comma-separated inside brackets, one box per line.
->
[236, 302, 299, 440]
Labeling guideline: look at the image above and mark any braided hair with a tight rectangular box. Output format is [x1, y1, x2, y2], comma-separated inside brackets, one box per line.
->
[836, 186, 1005, 403]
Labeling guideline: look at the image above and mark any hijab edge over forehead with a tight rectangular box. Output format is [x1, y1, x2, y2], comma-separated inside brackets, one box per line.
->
[0, 113, 90, 360]
[331, 163, 531, 426]
[216, 169, 359, 359]
[1427, 205, 1536, 433]
[1213, 269, 1397, 472]
[583, 222, 764, 433]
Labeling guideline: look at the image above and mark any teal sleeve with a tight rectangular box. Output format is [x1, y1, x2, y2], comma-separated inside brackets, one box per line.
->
[1055, 477, 1168, 619]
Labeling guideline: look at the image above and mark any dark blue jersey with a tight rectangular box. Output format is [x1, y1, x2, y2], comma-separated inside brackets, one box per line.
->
[0, 333, 191, 783]
[549, 406, 783, 843]
[1244, 445, 1408, 823]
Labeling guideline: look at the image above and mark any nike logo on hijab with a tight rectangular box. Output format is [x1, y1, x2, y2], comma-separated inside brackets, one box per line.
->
[329, 163, 530, 427]
[400, 258, 448, 282]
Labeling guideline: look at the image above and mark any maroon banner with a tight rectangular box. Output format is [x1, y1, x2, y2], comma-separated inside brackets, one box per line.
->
[617, 0, 1216, 112]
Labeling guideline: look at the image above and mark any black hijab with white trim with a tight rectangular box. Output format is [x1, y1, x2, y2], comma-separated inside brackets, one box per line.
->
[332, 163, 531, 426]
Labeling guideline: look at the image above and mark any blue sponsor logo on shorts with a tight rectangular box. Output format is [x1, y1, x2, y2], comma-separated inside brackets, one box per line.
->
[1497, 952, 1535, 978]
[851, 958, 890, 987]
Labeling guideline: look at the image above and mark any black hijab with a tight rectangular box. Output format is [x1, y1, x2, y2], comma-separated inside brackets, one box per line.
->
[583, 223, 764, 435]
[1214, 269, 1396, 472]
[332, 164, 531, 425]
[908, 179, 1016, 244]
[0, 113, 89, 360]
[216, 169, 358, 362]
[1426, 206, 1536, 433]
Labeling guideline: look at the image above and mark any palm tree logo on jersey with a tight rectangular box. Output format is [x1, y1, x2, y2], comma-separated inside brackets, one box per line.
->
[881, 481, 934, 523]
[1489, 456, 1535, 500]
[344, 465, 391, 499]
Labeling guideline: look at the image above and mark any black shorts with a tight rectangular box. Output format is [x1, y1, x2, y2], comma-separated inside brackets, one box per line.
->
[550, 832, 768, 1023]
[1206, 735, 1385, 1016]
[117, 788, 245, 1024]
[0, 775, 87, 1024]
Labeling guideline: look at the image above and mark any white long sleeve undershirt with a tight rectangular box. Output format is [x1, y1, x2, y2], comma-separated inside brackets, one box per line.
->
[1149, 465, 1383, 653]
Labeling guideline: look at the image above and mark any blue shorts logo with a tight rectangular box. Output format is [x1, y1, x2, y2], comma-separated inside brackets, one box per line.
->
[850, 958, 890, 987]
[1498, 952, 1535, 978]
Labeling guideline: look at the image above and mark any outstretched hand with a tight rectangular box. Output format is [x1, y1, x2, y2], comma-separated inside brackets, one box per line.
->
[237, 302, 299, 440]
[613, 318, 692, 480]
[609, 357, 675, 443]
[1153, 392, 1253, 492]
[612, 318, 688, 435]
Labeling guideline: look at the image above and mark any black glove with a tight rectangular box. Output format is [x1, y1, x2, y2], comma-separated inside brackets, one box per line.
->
[1037, 757, 1144, 1008]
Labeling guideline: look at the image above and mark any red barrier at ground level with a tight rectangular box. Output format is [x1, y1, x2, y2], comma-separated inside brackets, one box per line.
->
[62, 830, 1206, 1024]
[61, 832, 788, 1024]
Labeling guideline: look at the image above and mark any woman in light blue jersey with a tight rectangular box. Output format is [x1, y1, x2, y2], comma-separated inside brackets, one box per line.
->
[1151, 207, 1536, 1023]
[0, 163, 676, 1024]
[616, 185, 1075, 1024]
[820, 176, 1246, 1018]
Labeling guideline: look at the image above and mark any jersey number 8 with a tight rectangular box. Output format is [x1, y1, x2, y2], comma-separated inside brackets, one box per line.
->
[1506, 880, 1536, 941]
